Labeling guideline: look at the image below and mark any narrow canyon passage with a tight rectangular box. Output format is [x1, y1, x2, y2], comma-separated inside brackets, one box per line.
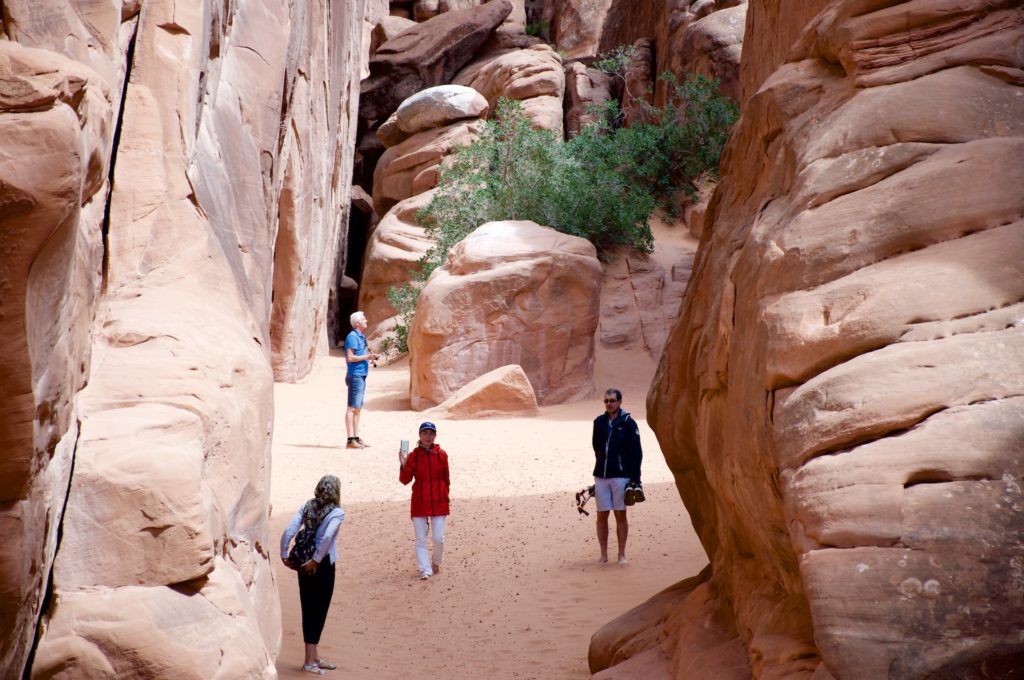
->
[270, 347, 706, 679]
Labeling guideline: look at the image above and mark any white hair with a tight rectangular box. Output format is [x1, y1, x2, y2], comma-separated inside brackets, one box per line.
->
[350, 311, 366, 326]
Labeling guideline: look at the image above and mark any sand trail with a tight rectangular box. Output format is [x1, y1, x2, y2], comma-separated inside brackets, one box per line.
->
[272, 346, 706, 679]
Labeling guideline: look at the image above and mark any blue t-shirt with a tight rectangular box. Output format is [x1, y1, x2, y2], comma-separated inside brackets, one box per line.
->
[345, 330, 368, 376]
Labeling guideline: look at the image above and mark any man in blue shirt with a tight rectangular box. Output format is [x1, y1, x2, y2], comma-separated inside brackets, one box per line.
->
[344, 311, 377, 449]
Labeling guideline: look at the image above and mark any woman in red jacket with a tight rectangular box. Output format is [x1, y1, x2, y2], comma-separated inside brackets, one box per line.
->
[399, 421, 450, 580]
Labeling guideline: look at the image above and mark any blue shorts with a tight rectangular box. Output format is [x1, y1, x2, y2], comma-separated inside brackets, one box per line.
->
[594, 477, 628, 512]
[346, 374, 366, 408]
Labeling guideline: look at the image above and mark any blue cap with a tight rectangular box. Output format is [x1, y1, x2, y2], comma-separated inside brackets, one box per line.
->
[418, 421, 437, 432]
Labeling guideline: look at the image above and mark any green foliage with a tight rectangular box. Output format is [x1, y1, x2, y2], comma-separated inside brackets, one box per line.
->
[592, 44, 637, 80]
[524, 20, 549, 39]
[381, 71, 738, 356]
[383, 282, 419, 355]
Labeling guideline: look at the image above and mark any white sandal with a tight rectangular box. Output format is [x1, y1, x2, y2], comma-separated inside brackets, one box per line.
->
[302, 663, 326, 675]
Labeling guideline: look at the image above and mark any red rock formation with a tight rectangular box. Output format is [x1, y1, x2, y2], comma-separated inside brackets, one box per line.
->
[360, 0, 513, 123]
[596, 0, 1024, 677]
[0, 41, 110, 676]
[564, 61, 611, 137]
[426, 364, 540, 419]
[409, 221, 602, 408]
[453, 43, 566, 134]
[1, 0, 367, 676]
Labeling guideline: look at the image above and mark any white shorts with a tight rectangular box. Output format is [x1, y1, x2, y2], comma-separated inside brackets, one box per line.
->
[594, 477, 629, 512]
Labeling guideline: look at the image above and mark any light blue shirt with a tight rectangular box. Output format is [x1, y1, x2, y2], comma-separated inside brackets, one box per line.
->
[280, 505, 345, 564]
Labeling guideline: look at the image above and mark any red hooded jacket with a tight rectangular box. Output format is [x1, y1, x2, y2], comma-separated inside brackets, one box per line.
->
[399, 444, 450, 517]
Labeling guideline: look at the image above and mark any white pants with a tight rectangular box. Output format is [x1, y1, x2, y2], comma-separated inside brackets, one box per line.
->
[412, 516, 445, 576]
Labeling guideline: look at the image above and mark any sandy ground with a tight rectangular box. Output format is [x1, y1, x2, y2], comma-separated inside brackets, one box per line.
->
[270, 337, 707, 679]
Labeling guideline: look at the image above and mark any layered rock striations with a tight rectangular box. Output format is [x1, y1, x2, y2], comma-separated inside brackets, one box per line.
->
[1, 0, 367, 676]
[595, 0, 1024, 677]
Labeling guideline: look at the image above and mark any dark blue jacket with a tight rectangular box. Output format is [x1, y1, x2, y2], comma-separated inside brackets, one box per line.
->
[592, 410, 642, 483]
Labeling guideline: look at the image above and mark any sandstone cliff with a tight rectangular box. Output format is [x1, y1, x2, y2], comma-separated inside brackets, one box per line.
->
[0, 1, 368, 676]
[595, 0, 1024, 677]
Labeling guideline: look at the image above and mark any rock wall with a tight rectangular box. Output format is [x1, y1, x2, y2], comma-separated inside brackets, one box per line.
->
[596, 0, 1024, 677]
[0, 0, 367, 676]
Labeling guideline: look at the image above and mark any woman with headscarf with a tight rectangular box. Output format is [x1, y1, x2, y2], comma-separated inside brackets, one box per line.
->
[281, 474, 345, 675]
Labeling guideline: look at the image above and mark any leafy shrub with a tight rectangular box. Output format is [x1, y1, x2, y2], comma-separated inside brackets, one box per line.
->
[524, 20, 549, 39]
[380, 71, 738, 356]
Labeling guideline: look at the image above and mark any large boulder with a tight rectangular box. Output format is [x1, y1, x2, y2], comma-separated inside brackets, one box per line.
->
[378, 84, 489, 148]
[596, 1, 1024, 678]
[369, 15, 417, 58]
[676, 4, 745, 101]
[358, 191, 437, 340]
[360, 0, 513, 123]
[409, 221, 602, 408]
[426, 364, 539, 419]
[372, 118, 482, 216]
[453, 44, 565, 134]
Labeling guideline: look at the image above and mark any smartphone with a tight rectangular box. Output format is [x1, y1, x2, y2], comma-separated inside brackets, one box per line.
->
[399, 439, 409, 465]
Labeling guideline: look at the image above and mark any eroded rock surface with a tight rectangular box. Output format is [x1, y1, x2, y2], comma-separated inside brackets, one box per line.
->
[359, 191, 437, 340]
[619, 1, 1024, 678]
[564, 61, 611, 137]
[453, 44, 565, 134]
[426, 364, 539, 419]
[0, 40, 110, 675]
[360, 0, 512, 124]
[1, 0, 367, 676]
[378, 84, 489, 148]
[372, 118, 482, 216]
[409, 221, 602, 409]
[598, 235, 696, 360]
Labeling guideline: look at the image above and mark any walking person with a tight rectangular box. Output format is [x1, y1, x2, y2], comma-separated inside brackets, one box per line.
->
[592, 388, 643, 565]
[344, 311, 377, 449]
[399, 422, 450, 580]
[281, 475, 346, 675]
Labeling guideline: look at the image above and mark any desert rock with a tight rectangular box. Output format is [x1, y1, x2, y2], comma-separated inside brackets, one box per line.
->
[677, 4, 745, 100]
[415, 0, 527, 24]
[358, 192, 437, 340]
[360, 0, 513, 123]
[369, 15, 417, 58]
[372, 119, 482, 216]
[2, 0, 367, 676]
[563, 61, 611, 137]
[454, 44, 565, 134]
[0, 41, 110, 675]
[409, 221, 602, 409]
[398, 85, 490, 137]
[426, 364, 539, 419]
[612, 1, 1024, 678]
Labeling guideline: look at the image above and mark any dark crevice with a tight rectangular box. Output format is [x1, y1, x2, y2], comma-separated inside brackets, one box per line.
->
[904, 470, 994, 488]
[22, 418, 82, 680]
[100, 18, 140, 293]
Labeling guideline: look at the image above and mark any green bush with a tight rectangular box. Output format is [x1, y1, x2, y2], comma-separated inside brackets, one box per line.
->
[380, 71, 738, 356]
[524, 20, 549, 39]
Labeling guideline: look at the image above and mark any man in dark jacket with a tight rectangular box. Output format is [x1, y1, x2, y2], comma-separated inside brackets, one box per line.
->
[592, 388, 643, 564]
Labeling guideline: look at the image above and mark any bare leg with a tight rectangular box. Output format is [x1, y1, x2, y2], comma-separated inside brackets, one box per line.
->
[346, 406, 361, 439]
[596, 511, 610, 563]
[304, 642, 318, 666]
[345, 407, 355, 440]
[614, 510, 628, 562]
